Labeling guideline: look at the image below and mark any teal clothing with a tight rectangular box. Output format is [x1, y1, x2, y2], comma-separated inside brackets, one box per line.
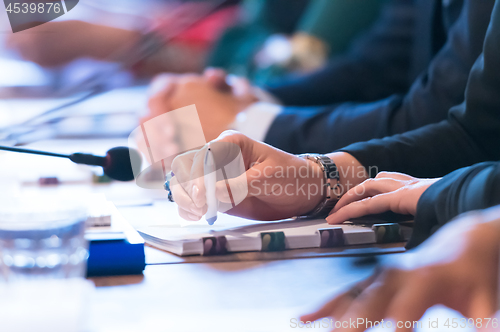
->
[300, 0, 385, 55]
[207, 0, 384, 85]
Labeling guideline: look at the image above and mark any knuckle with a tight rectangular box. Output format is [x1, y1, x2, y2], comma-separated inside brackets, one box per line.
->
[150, 74, 177, 93]
[363, 178, 375, 186]
[218, 130, 244, 140]
[178, 74, 200, 85]
[375, 171, 390, 178]
[171, 155, 184, 173]
[154, 73, 173, 81]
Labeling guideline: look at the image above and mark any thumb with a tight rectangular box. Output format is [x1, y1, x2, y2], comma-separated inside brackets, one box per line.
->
[228, 76, 253, 99]
[149, 73, 177, 96]
[204, 67, 231, 92]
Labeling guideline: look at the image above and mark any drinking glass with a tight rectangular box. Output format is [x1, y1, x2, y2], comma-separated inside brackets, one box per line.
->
[0, 196, 88, 281]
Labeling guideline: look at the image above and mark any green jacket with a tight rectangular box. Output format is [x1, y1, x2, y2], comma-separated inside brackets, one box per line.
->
[208, 0, 384, 84]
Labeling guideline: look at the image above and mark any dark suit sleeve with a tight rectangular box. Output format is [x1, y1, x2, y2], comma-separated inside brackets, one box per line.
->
[340, 0, 500, 179]
[265, 0, 415, 106]
[407, 162, 500, 248]
[265, 0, 494, 155]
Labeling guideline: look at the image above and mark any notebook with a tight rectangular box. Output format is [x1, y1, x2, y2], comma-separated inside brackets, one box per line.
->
[136, 202, 412, 256]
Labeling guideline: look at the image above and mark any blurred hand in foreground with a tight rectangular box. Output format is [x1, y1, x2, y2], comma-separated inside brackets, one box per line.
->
[302, 206, 500, 332]
[142, 69, 258, 143]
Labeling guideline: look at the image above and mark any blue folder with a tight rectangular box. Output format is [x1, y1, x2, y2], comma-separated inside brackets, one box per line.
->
[86, 206, 146, 277]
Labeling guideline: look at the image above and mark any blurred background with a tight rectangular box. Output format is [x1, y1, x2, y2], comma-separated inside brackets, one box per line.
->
[0, 0, 384, 147]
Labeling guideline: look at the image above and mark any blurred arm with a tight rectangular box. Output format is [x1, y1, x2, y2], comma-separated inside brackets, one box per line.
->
[264, 0, 415, 106]
[264, 0, 494, 154]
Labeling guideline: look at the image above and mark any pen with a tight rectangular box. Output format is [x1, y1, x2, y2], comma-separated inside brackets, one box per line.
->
[204, 144, 218, 225]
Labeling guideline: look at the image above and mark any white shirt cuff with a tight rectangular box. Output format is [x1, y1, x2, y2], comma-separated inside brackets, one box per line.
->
[232, 102, 282, 142]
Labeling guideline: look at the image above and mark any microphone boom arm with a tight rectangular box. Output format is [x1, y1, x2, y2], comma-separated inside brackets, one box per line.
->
[0, 145, 70, 159]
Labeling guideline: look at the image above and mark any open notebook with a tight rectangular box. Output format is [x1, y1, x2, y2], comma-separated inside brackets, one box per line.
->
[135, 202, 412, 256]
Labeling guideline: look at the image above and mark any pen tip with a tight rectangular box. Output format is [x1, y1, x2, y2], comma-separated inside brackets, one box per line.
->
[206, 216, 217, 225]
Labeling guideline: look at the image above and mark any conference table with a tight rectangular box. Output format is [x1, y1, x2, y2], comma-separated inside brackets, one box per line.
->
[22, 174, 400, 332]
[1, 140, 470, 332]
[0, 90, 473, 332]
[89, 242, 475, 332]
[90, 252, 380, 331]
[0, 135, 395, 332]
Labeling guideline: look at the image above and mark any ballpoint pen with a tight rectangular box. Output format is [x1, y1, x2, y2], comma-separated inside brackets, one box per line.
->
[204, 144, 218, 225]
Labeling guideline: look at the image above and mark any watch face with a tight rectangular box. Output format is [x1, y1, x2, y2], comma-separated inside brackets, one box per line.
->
[318, 156, 339, 179]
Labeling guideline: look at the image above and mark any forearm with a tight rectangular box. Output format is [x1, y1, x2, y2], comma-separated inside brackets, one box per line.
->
[265, 59, 409, 107]
[265, 96, 407, 155]
[84, 23, 141, 60]
[133, 44, 208, 76]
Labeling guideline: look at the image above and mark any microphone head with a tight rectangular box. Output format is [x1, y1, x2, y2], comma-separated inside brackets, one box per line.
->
[103, 147, 142, 182]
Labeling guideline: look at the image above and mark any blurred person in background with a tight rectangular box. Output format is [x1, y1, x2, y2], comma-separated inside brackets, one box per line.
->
[6, 0, 242, 77]
[6, 0, 383, 81]
[142, 0, 494, 157]
[207, 0, 385, 85]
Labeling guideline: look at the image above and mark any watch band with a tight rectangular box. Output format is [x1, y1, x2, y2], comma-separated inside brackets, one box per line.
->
[299, 154, 341, 218]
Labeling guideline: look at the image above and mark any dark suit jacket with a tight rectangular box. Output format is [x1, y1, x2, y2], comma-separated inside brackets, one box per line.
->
[408, 162, 500, 248]
[340, 0, 500, 247]
[264, 0, 494, 154]
[341, 0, 500, 178]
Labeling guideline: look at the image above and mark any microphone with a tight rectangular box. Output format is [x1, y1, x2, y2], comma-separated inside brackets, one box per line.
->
[0, 145, 142, 182]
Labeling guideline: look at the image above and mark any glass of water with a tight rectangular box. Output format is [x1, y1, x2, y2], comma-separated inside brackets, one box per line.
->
[0, 196, 88, 282]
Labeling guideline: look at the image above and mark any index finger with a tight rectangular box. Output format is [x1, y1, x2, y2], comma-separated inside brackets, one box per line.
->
[327, 192, 395, 224]
[171, 150, 198, 197]
[189, 145, 210, 208]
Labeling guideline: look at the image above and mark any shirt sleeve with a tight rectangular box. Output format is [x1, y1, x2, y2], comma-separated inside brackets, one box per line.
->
[231, 102, 282, 142]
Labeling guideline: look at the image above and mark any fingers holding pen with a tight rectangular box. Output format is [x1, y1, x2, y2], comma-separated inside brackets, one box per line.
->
[170, 176, 207, 219]
[188, 146, 212, 209]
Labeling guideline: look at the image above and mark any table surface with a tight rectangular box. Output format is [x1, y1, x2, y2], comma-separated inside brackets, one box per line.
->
[0, 137, 467, 332]
[89, 255, 378, 332]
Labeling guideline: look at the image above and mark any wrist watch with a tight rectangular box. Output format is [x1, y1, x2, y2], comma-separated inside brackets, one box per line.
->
[299, 154, 341, 218]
